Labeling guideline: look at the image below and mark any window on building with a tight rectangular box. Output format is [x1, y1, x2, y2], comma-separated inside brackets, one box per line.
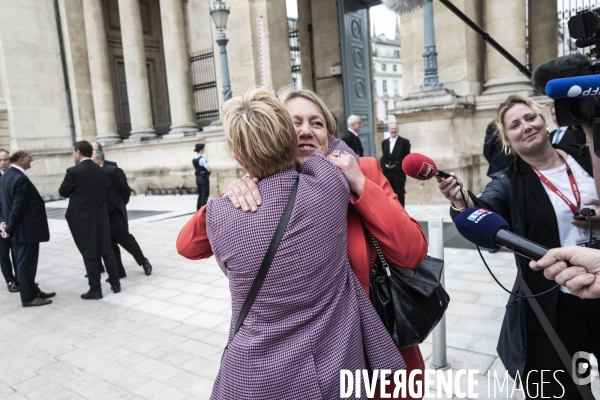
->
[383, 80, 387, 93]
[393, 65, 397, 72]
[382, 64, 387, 71]
[394, 81, 399, 95]
[395, 50, 400, 58]
[384, 101, 389, 115]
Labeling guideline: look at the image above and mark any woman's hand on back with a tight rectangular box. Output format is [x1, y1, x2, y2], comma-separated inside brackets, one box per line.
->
[224, 176, 262, 212]
[327, 151, 365, 198]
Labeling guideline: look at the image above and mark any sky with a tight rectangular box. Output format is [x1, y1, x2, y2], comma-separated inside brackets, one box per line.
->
[285, 0, 400, 40]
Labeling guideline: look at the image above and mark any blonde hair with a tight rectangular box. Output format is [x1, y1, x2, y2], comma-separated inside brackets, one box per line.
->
[495, 95, 547, 155]
[222, 88, 297, 179]
[277, 85, 337, 137]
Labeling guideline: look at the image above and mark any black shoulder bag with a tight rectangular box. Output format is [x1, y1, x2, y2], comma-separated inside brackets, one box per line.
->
[366, 230, 450, 348]
[221, 177, 298, 361]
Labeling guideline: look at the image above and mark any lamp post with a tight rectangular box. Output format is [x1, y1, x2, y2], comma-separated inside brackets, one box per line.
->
[421, 0, 442, 91]
[210, 0, 232, 101]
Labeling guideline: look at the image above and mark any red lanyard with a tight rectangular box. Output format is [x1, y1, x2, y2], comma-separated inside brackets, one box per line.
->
[531, 153, 581, 214]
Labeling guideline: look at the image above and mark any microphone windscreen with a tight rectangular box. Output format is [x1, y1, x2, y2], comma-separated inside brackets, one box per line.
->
[382, 0, 427, 14]
[402, 153, 438, 180]
[531, 54, 596, 95]
[454, 208, 509, 249]
[545, 74, 600, 98]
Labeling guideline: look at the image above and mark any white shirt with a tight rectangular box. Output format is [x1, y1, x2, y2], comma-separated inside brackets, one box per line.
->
[10, 164, 26, 176]
[348, 128, 359, 137]
[389, 136, 398, 154]
[538, 155, 600, 294]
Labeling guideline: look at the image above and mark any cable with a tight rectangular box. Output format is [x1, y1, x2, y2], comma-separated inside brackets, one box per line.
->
[476, 245, 560, 298]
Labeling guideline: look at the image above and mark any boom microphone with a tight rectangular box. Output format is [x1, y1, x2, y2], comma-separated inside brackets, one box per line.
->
[545, 74, 600, 98]
[402, 153, 452, 180]
[531, 54, 599, 95]
[454, 208, 548, 260]
[382, 0, 427, 14]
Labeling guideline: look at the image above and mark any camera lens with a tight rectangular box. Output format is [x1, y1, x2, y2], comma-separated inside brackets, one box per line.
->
[570, 99, 589, 122]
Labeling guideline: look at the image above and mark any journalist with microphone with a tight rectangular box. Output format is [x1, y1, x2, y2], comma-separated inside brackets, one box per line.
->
[437, 95, 600, 399]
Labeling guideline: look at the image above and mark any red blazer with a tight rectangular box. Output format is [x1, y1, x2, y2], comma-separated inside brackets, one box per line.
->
[176, 157, 428, 398]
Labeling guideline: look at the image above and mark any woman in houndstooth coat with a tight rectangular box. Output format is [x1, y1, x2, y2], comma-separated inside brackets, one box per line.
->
[201, 89, 405, 399]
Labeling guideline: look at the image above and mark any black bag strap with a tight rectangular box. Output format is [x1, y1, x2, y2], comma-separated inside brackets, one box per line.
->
[232, 176, 299, 337]
[517, 272, 595, 400]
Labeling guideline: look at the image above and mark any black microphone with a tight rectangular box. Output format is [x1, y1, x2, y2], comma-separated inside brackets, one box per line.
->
[454, 208, 549, 260]
[382, 0, 427, 14]
[531, 54, 600, 95]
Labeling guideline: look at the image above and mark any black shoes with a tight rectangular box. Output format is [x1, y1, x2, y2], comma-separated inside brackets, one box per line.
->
[81, 291, 103, 300]
[7, 282, 19, 293]
[37, 292, 56, 299]
[111, 286, 121, 294]
[22, 298, 52, 307]
[142, 259, 152, 276]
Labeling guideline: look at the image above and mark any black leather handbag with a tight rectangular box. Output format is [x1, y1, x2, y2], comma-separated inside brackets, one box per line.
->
[366, 231, 450, 348]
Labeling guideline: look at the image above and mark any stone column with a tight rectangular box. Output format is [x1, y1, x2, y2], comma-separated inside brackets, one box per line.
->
[481, 0, 531, 95]
[118, 0, 156, 139]
[159, 0, 198, 137]
[82, 0, 121, 143]
[529, 0, 558, 70]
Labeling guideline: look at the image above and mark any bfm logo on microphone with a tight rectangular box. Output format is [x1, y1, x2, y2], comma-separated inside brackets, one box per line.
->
[417, 162, 435, 180]
[567, 85, 600, 97]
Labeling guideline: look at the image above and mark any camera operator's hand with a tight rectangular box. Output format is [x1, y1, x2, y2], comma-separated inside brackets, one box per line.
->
[530, 246, 600, 299]
[571, 199, 600, 229]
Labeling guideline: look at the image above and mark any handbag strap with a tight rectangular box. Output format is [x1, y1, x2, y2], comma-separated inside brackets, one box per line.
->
[362, 224, 391, 277]
[232, 176, 299, 337]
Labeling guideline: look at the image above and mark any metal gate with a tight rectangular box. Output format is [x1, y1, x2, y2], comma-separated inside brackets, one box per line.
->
[558, 0, 599, 56]
[190, 49, 219, 120]
[338, 0, 376, 156]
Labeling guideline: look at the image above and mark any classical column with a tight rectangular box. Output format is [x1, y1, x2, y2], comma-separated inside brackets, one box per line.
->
[118, 0, 156, 139]
[159, 0, 198, 137]
[82, 0, 121, 143]
[481, 0, 531, 95]
[529, 0, 558, 70]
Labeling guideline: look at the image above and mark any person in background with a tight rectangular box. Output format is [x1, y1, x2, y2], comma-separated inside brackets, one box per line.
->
[90, 141, 117, 167]
[59, 141, 121, 299]
[0, 148, 53, 306]
[483, 120, 516, 177]
[342, 115, 364, 157]
[92, 150, 152, 277]
[0, 149, 18, 292]
[380, 122, 410, 206]
[193, 143, 211, 210]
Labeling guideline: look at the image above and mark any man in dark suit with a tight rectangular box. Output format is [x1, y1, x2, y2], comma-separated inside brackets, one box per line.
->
[59, 141, 121, 299]
[90, 141, 117, 167]
[0, 149, 18, 293]
[92, 149, 152, 277]
[342, 115, 364, 157]
[380, 122, 410, 206]
[549, 105, 573, 146]
[483, 121, 515, 177]
[0, 148, 54, 306]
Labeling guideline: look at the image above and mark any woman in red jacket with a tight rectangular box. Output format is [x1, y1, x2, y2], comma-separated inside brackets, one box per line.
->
[177, 86, 429, 399]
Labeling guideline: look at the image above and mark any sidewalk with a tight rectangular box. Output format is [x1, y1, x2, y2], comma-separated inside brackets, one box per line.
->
[0, 195, 597, 399]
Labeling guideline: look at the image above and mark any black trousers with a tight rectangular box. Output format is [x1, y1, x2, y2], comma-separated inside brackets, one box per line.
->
[383, 171, 406, 207]
[109, 209, 145, 275]
[12, 241, 40, 303]
[524, 292, 600, 399]
[84, 248, 120, 293]
[196, 175, 209, 210]
[0, 236, 16, 284]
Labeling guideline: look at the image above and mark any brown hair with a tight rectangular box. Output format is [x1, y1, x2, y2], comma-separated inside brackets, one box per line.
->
[222, 87, 297, 179]
[277, 85, 337, 137]
[495, 95, 547, 155]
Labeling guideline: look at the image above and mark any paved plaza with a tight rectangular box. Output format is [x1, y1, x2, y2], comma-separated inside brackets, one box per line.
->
[0, 196, 598, 399]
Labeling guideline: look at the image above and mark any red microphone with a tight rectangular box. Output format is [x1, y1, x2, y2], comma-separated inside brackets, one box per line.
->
[402, 153, 453, 180]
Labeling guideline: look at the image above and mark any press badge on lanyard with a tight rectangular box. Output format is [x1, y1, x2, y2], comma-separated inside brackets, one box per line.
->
[532, 153, 600, 249]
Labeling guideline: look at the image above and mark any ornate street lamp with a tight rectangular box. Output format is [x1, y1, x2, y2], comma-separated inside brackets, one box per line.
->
[421, 0, 442, 91]
[210, 0, 232, 101]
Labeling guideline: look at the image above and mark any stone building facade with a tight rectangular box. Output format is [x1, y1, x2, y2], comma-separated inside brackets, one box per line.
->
[0, 0, 560, 204]
[372, 27, 402, 122]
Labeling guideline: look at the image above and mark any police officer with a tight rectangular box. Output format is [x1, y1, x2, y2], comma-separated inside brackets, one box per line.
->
[193, 144, 211, 210]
